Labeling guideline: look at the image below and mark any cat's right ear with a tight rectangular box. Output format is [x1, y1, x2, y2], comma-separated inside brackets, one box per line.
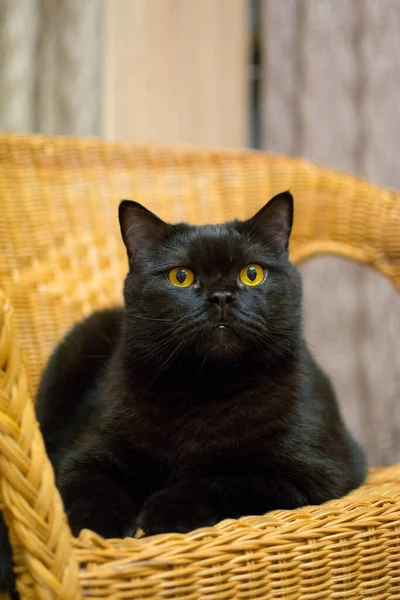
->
[119, 200, 169, 263]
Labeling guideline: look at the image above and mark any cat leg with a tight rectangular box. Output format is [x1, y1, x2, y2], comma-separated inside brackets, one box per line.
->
[59, 453, 137, 538]
[58, 443, 163, 538]
[137, 474, 307, 535]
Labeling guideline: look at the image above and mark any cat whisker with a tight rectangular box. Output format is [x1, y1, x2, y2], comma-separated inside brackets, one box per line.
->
[131, 315, 176, 323]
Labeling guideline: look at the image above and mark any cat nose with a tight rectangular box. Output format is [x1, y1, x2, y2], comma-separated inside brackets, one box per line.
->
[208, 291, 235, 307]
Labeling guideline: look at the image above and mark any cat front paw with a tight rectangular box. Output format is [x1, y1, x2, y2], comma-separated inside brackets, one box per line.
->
[136, 490, 220, 536]
[66, 503, 136, 539]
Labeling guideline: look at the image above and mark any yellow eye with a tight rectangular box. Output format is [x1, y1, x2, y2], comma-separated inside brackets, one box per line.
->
[168, 267, 195, 287]
[239, 264, 265, 286]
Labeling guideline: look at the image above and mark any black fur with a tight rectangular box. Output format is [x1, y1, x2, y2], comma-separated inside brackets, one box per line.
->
[0, 514, 14, 594]
[0, 192, 366, 590]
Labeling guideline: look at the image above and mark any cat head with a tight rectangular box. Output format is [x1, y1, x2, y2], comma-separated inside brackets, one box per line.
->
[119, 192, 302, 371]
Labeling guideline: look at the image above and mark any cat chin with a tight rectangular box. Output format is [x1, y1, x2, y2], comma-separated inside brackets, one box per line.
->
[195, 326, 245, 362]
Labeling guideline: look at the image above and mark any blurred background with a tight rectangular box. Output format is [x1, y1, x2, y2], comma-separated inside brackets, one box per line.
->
[0, 0, 399, 465]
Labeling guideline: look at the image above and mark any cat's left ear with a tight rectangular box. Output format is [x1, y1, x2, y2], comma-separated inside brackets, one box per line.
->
[247, 191, 293, 252]
[119, 200, 170, 263]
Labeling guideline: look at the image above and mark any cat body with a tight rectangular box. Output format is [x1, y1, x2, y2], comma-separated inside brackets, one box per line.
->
[0, 193, 366, 592]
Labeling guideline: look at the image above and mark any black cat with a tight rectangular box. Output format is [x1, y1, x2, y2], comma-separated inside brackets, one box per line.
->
[0, 192, 366, 592]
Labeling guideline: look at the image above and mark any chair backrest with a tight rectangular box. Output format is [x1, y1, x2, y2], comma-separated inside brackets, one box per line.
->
[1, 133, 399, 454]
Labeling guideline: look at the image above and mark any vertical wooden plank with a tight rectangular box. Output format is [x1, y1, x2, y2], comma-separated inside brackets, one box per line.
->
[298, 0, 360, 170]
[261, 0, 299, 154]
[37, 0, 103, 135]
[0, 0, 39, 132]
[359, 1, 400, 189]
[261, 0, 400, 465]
[102, 0, 248, 146]
[351, 0, 400, 465]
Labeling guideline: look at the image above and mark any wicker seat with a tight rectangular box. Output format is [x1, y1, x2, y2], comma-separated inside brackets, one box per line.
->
[0, 133, 399, 599]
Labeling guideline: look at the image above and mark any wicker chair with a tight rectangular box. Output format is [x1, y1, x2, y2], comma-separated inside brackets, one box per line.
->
[0, 133, 399, 600]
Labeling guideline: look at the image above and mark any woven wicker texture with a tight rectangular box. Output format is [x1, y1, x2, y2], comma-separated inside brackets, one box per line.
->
[0, 133, 399, 599]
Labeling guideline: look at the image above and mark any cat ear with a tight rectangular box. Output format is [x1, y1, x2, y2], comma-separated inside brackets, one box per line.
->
[119, 200, 169, 262]
[247, 191, 293, 252]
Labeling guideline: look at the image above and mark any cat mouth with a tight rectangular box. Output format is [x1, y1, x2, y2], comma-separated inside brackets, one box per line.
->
[216, 322, 229, 329]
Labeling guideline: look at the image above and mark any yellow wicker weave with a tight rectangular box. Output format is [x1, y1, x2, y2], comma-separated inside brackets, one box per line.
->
[0, 133, 399, 599]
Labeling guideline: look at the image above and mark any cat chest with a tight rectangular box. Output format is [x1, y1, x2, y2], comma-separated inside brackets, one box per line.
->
[121, 401, 275, 466]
